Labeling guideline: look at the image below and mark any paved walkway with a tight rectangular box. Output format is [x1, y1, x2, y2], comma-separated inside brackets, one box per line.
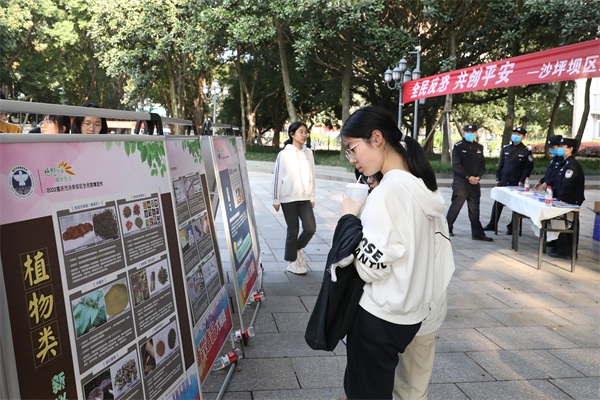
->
[246, 160, 600, 189]
[206, 171, 600, 400]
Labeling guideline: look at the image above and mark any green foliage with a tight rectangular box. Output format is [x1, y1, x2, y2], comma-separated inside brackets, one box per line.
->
[180, 139, 202, 164]
[73, 289, 106, 337]
[119, 141, 166, 177]
[1, 0, 126, 108]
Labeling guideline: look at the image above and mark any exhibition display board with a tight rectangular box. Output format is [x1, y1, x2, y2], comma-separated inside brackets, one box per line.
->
[234, 137, 262, 262]
[164, 137, 232, 386]
[209, 137, 260, 323]
[0, 134, 234, 400]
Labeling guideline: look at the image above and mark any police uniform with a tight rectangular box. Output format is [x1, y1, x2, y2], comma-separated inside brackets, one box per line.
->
[446, 125, 490, 240]
[550, 138, 585, 259]
[539, 136, 564, 188]
[484, 127, 534, 233]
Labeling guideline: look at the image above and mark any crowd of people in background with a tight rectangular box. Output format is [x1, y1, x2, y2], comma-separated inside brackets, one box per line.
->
[0, 90, 107, 134]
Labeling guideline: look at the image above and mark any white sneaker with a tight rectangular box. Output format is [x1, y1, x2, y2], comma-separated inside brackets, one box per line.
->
[296, 251, 308, 268]
[287, 260, 307, 275]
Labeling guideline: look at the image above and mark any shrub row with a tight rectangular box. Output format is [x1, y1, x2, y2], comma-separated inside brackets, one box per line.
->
[528, 141, 599, 157]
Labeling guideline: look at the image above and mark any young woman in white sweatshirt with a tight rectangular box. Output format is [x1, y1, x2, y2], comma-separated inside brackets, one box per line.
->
[339, 107, 452, 400]
[272, 122, 316, 274]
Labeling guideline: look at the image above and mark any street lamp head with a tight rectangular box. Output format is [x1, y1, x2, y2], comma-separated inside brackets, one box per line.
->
[398, 57, 407, 73]
[202, 85, 209, 95]
[412, 68, 421, 81]
[392, 66, 402, 82]
[384, 67, 393, 83]
[403, 70, 412, 83]
[210, 87, 216, 96]
[223, 86, 229, 96]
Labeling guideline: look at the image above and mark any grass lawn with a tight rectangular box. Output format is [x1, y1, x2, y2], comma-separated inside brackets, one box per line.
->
[245, 146, 599, 176]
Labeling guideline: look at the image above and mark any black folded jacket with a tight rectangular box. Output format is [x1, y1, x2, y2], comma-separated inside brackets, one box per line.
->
[305, 214, 365, 351]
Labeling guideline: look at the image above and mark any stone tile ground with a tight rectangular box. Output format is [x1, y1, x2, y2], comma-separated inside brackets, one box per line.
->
[204, 171, 599, 400]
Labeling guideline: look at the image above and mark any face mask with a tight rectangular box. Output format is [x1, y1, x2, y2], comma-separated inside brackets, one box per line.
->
[557, 148, 566, 156]
[465, 133, 476, 142]
[511, 135, 522, 143]
[550, 149, 558, 156]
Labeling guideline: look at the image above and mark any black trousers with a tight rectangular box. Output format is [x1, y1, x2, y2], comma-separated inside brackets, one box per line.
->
[281, 200, 316, 261]
[344, 307, 421, 400]
[487, 181, 518, 230]
[553, 214, 580, 256]
[446, 179, 485, 237]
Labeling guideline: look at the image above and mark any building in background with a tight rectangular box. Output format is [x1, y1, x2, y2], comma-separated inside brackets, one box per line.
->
[573, 78, 599, 141]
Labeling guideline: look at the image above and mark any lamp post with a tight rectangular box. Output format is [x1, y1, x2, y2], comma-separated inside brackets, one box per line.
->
[384, 45, 422, 136]
[408, 46, 422, 138]
[202, 78, 229, 135]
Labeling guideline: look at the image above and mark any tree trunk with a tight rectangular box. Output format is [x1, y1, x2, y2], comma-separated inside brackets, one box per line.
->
[502, 22, 521, 146]
[110, 72, 127, 110]
[340, 29, 353, 159]
[236, 47, 247, 149]
[424, 106, 439, 153]
[191, 73, 205, 132]
[574, 78, 592, 143]
[502, 87, 516, 146]
[545, 81, 566, 156]
[275, 19, 298, 123]
[272, 93, 283, 148]
[441, 28, 455, 164]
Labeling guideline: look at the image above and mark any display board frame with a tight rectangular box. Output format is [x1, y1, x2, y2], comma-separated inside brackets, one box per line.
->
[0, 133, 201, 399]
[163, 136, 236, 388]
[207, 136, 262, 329]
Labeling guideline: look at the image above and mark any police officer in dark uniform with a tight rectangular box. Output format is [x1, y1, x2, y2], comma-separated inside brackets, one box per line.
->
[483, 127, 534, 234]
[533, 135, 564, 192]
[549, 138, 585, 259]
[446, 124, 493, 241]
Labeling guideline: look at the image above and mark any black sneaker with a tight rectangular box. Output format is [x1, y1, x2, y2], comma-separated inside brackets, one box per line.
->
[549, 250, 571, 260]
[449, 230, 454, 237]
[482, 224, 495, 231]
[473, 235, 493, 242]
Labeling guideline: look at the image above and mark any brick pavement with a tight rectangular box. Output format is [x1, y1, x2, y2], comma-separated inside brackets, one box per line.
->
[204, 171, 599, 400]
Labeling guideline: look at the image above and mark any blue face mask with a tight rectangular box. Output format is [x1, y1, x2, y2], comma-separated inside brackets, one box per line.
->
[511, 135, 522, 143]
[465, 133, 476, 142]
[557, 148, 566, 156]
[550, 148, 558, 156]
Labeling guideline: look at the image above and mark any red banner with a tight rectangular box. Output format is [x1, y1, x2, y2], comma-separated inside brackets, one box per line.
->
[402, 39, 600, 103]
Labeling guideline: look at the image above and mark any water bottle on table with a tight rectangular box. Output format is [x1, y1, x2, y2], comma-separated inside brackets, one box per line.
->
[545, 186, 553, 205]
[524, 177, 530, 192]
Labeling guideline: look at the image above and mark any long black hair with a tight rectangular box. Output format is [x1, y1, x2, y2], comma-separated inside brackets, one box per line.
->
[43, 114, 71, 133]
[71, 103, 108, 134]
[283, 121, 308, 147]
[341, 106, 437, 192]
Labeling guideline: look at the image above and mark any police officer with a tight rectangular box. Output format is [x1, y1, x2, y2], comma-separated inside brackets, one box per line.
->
[533, 135, 564, 192]
[549, 138, 585, 259]
[446, 125, 493, 241]
[483, 127, 534, 234]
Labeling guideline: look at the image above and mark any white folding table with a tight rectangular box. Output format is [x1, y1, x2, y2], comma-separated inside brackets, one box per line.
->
[490, 187, 580, 272]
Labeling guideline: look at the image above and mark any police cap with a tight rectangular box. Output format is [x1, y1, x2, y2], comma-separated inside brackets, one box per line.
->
[463, 124, 477, 132]
[545, 135, 562, 147]
[512, 127, 527, 135]
[560, 138, 578, 149]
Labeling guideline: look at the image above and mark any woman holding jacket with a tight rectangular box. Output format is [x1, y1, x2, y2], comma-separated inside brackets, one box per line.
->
[272, 122, 316, 275]
[339, 107, 454, 400]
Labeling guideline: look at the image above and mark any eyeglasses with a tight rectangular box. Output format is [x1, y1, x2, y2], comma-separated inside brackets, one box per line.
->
[345, 140, 365, 161]
[40, 120, 56, 127]
[82, 122, 102, 130]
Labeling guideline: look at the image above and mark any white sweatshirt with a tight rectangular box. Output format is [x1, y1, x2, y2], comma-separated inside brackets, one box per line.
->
[272, 144, 316, 205]
[355, 169, 454, 326]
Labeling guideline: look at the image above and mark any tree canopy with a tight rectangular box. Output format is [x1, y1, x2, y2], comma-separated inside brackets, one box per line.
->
[2, 0, 598, 147]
